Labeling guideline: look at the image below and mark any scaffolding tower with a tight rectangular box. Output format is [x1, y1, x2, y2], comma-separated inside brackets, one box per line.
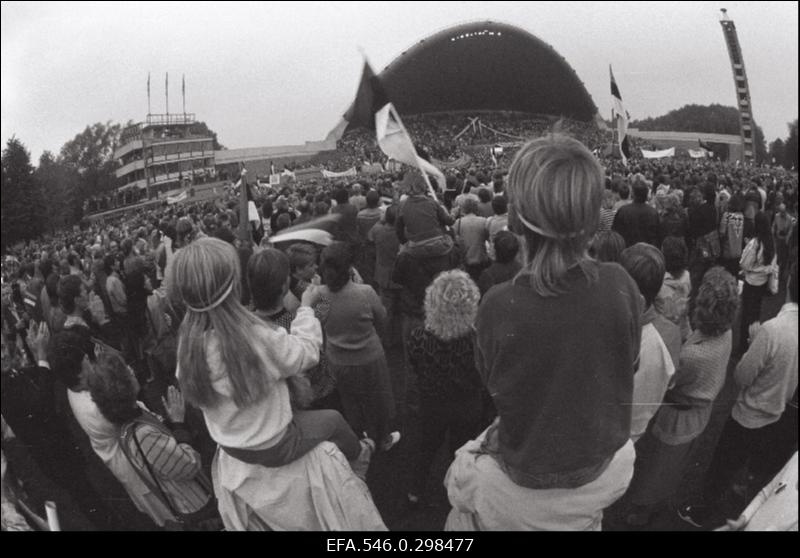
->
[719, 9, 755, 162]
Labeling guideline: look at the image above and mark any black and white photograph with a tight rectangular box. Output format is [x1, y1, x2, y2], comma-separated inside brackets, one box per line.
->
[1, 1, 797, 534]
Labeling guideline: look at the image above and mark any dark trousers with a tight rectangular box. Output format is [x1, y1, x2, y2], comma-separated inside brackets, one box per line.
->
[412, 393, 482, 496]
[222, 409, 361, 465]
[332, 355, 396, 444]
[739, 282, 768, 353]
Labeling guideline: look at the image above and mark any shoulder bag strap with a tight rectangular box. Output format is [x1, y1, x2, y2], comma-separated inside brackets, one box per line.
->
[125, 420, 182, 518]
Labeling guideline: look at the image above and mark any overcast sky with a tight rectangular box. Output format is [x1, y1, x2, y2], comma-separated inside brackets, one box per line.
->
[2, 1, 797, 162]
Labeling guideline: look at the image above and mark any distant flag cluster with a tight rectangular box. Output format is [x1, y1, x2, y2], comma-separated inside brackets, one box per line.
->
[610, 65, 631, 166]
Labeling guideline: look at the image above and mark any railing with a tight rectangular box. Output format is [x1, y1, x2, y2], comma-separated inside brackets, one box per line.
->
[146, 113, 196, 126]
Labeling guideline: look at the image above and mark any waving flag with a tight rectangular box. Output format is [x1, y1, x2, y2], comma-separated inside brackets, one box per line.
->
[610, 65, 631, 166]
[343, 60, 444, 196]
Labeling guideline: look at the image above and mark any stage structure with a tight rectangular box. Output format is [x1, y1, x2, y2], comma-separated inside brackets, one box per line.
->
[719, 9, 755, 162]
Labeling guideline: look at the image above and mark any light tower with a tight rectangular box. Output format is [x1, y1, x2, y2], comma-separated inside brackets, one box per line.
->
[719, 8, 756, 163]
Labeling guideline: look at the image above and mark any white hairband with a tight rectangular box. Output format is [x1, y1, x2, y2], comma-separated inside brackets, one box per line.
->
[515, 209, 585, 240]
[186, 281, 234, 313]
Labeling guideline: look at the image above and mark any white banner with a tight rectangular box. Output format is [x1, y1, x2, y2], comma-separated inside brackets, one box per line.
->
[166, 190, 188, 204]
[269, 173, 282, 185]
[322, 167, 357, 179]
[688, 148, 709, 159]
[641, 147, 675, 159]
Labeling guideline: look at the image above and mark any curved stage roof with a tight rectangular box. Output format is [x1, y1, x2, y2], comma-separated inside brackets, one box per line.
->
[373, 21, 598, 121]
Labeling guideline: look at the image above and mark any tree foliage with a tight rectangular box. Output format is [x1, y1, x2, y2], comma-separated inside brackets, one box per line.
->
[631, 103, 767, 163]
[1, 137, 45, 250]
[58, 121, 122, 203]
[189, 121, 225, 150]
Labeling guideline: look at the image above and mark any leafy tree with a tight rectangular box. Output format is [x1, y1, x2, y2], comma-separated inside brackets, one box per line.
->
[1, 137, 44, 249]
[189, 121, 225, 150]
[58, 121, 122, 217]
[35, 151, 81, 233]
[783, 119, 798, 169]
[768, 138, 785, 166]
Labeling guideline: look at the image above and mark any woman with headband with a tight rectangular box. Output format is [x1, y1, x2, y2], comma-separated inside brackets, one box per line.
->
[444, 134, 642, 530]
[168, 238, 384, 530]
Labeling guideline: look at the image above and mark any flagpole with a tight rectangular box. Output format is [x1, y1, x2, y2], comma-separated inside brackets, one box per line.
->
[182, 74, 186, 116]
[238, 163, 252, 247]
[147, 72, 151, 116]
[165, 72, 169, 116]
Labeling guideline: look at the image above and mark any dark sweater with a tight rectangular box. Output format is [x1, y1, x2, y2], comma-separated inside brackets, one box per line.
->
[612, 201, 660, 247]
[396, 195, 453, 244]
[323, 282, 386, 365]
[475, 262, 642, 483]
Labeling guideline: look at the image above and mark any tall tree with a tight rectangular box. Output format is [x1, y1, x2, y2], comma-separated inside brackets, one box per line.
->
[768, 138, 785, 166]
[35, 150, 81, 233]
[58, 121, 122, 217]
[784, 119, 798, 170]
[189, 121, 225, 150]
[1, 137, 43, 249]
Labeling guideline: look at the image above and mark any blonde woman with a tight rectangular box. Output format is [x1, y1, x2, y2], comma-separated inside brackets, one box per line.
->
[406, 270, 486, 506]
[445, 134, 642, 531]
[169, 238, 383, 530]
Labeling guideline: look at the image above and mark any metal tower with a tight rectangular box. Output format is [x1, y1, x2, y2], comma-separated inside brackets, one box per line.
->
[719, 9, 755, 162]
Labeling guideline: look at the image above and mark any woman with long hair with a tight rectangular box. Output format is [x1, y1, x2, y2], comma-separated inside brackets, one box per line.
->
[718, 192, 745, 278]
[168, 238, 383, 530]
[444, 134, 642, 530]
[738, 212, 776, 354]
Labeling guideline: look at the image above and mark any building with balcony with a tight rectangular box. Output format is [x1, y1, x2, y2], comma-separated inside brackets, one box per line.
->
[113, 113, 217, 203]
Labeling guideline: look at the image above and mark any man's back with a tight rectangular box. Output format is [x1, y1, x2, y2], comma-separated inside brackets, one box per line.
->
[613, 202, 659, 247]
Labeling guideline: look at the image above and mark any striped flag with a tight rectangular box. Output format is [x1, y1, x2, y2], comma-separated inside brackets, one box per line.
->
[610, 65, 631, 166]
[344, 59, 444, 196]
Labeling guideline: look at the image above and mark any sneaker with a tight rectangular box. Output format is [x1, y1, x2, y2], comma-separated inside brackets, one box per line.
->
[380, 431, 401, 451]
[677, 503, 711, 528]
[350, 437, 375, 481]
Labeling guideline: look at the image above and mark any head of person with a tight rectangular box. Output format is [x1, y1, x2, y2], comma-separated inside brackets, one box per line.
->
[620, 243, 665, 308]
[401, 169, 428, 196]
[703, 183, 716, 205]
[247, 248, 290, 312]
[661, 236, 688, 278]
[424, 270, 480, 341]
[332, 188, 349, 205]
[48, 327, 95, 390]
[632, 181, 649, 204]
[618, 183, 630, 201]
[58, 274, 88, 315]
[692, 266, 739, 337]
[285, 242, 318, 282]
[493, 230, 520, 264]
[275, 213, 292, 232]
[462, 198, 478, 216]
[319, 242, 353, 293]
[313, 201, 330, 216]
[167, 237, 268, 409]
[351, 183, 363, 196]
[492, 171, 505, 193]
[383, 204, 398, 226]
[176, 217, 195, 247]
[86, 349, 141, 426]
[601, 189, 616, 210]
[507, 135, 603, 296]
[491, 195, 508, 216]
[589, 230, 626, 264]
[477, 188, 492, 204]
[364, 190, 380, 209]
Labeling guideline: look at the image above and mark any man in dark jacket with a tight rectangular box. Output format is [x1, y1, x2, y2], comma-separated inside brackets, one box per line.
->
[613, 181, 660, 247]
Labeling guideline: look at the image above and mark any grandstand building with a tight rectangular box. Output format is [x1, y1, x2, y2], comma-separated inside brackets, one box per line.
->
[113, 113, 217, 202]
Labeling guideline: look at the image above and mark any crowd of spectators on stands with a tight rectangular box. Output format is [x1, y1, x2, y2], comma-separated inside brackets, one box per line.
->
[1, 121, 797, 531]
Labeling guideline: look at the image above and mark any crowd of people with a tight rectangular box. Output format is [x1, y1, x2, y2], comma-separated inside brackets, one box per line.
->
[1, 126, 797, 531]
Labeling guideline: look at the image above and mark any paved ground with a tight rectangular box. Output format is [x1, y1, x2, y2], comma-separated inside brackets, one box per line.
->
[365, 282, 790, 531]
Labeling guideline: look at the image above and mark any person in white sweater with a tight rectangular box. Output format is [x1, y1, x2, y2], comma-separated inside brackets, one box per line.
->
[168, 238, 372, 475]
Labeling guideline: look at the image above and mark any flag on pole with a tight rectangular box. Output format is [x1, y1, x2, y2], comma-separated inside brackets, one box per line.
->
[165, 72, 169, 114]
[610, 65, 631, 166]
[182, 74, 186, 114]
[147, 72, 151, 114]
[343, 59, 444, 196]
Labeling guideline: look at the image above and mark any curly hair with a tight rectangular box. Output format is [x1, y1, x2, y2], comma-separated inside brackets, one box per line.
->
[86, 350, 141, 426]
[692, 266, 739, 337]
[424, 270, 480, 341]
